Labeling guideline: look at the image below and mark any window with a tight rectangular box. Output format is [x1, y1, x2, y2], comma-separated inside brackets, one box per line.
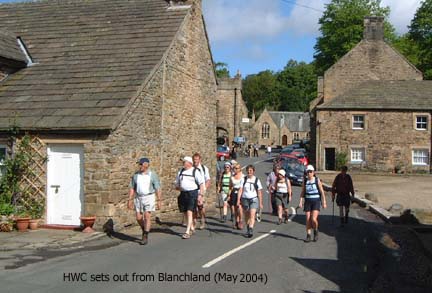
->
[294, 133, 299, 140]
[0, 145, 6, 178]
[352, 115, 365, 129]
[416, 116, 428, 130]
[412, 149, 429, 165]
[351, 148, 365, 163]
[262, 123, 270, 139]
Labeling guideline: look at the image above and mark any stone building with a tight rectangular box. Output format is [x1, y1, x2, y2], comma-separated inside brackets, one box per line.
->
[310, 16, 431, 173]
[252, 109, 310, 146]
[216, 73, 250, 146]
[0, 0, 217, 229]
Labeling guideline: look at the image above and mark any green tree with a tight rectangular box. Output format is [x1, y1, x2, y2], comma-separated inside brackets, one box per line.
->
[391, 34, 420, 69]
[214, 62, 230, 78]
[408, 0, 432, 79]
[314, 0, 395, 75]
[276, 60, 317, 112]
[242, 70, 279, 115]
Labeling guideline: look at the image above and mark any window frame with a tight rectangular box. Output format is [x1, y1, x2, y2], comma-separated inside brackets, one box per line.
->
[350, 147, 365, 163]
[352, 115, 365, 130]
[0, 144, 7, 178]
[412, 149, 429, 166]
[415, 115, 428, 131]
[262, 123, 270, 139]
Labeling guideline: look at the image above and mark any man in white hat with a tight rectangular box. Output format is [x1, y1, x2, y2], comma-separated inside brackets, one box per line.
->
[175, 156, 205, 239]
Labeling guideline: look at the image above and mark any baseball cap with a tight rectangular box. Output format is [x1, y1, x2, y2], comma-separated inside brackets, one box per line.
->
[137, 158, 150, 164]
[182, 156, 193, 164]
[306, 165, 315, 172]
[278, 169, 286, 176]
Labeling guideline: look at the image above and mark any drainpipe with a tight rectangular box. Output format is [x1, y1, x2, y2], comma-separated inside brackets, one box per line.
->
[233, 88, 237, 143]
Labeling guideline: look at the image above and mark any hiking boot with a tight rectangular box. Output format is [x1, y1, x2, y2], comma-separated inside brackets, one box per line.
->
[284, 215, 289, 223]
[248, 227, 253, 238]
[305, 234, 311, 243]
[313, 229, 319, 242]
[222, 215, 227, 223]
[245, 226, 250, 237]
[277, 218, 282, 225]
[230, 215, 234, 222]
[140, 231, 148, 245]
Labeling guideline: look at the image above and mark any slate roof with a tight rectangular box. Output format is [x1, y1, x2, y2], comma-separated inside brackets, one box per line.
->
[0, 29, 27, 65]
[268, 111, 310, 132]
[318, 80, 432, 111]
[0, 0, 190, 131]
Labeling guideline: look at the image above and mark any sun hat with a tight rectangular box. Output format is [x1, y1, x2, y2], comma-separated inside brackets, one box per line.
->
[278, 169, 286, 176]
[182, 156, 193, 164]
[306, 165, 315, 172]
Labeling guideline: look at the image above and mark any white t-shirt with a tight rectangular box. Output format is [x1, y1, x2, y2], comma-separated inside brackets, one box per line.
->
[240, 176, 263, 199]
[135, 173, 151, 195]
[175, 167, 204, 192]
[276, 180, 289, 193]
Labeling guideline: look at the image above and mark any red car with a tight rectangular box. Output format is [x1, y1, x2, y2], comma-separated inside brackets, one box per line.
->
[279, 151, 309, 166]
[217, 145, 230, 160]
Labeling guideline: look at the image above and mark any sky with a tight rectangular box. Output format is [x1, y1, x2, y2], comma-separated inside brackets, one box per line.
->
[202, 0, 423, 77]
[0, 0, 423, 77]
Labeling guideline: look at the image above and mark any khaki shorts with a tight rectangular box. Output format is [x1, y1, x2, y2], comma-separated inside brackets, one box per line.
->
[134, 194, 155, 213]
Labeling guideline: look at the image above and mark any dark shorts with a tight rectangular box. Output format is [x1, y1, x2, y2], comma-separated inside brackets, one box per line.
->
[304, 199, 321, 212]
[336, 194, 351, 207]
[228, 190, 239, 206]
[241, 197, 259, 211]
[274, 192, 289, 208]
[178, 190, 198, 213]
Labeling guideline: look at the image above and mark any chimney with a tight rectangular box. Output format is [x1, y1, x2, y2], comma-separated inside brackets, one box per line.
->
[363, 16, 384, 41]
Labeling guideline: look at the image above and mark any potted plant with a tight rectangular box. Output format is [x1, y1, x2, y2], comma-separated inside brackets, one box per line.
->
[15, 208, 30, 232]
[80, 215, 96, 233]
[29, 201, 44, 230]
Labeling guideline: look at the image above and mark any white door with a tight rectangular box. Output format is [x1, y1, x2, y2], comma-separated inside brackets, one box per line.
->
[47, 144, 84, 225]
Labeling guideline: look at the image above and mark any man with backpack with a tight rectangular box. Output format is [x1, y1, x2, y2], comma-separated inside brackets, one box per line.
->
[192, 153, 210, 230]
[237, 164, 263, 238]
[175, 156, 205, 239]
[128, 157, 162, 245]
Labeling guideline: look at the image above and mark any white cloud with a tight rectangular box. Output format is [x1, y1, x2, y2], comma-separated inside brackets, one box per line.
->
[382, 0, 421, 34]
[203, 0, 291, 43]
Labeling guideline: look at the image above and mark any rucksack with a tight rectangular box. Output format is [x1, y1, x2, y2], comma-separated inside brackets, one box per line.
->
[179, 167, 200, 188]
[243, 176, 259, 192]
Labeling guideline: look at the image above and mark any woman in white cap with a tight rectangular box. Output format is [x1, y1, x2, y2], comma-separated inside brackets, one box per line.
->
[273, 169, 292, 225]
[217, 162, 232, 222]
[299, 165, 327, 242]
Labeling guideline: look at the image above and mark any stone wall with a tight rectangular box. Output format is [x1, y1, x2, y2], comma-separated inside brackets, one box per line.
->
[216, 75, 249, 145]
[323, 40, 422, 103]
[317, 110, 431, 172]
[84, 2, 217, 228]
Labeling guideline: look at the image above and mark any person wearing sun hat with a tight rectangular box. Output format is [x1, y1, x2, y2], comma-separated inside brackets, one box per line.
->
[273, 169, 292, 225]
[299, 165, 327, 242]
[128, 157, 162, 245]
[175, 156, 205, 239]
[217, 161, 232, 222]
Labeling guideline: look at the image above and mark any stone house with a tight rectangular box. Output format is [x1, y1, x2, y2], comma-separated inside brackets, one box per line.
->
[0, 0, 217, 229]
[310, 16, 431, 173]
[252, 109, 310, 147]
[216, 72, 250, 145]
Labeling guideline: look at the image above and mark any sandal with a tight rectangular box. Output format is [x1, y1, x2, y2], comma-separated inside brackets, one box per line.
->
[181, 233, 191, 239]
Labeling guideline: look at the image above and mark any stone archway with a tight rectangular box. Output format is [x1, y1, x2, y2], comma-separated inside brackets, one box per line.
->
[282, 135, 288, 146]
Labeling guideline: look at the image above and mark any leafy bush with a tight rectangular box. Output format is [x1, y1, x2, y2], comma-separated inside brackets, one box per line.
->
[335, 151, 348, 171]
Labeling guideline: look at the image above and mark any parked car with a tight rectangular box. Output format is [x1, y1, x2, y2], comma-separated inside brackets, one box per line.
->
[280, 158, 305, 186]
[216, 145, 230, 160]
[293, 148, 307, 154]
[289, 151, 309, 166]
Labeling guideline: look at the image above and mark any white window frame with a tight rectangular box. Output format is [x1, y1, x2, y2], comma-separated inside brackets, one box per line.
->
[352, 115, 365, 130]
[415, 116, 428, 130]
[262, 123, 270, 139]
[412, 149, 429, 166]
[351, 147, 365, 163]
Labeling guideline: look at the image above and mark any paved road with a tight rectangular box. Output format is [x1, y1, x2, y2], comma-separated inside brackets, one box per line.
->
[0, 155, 384, 293]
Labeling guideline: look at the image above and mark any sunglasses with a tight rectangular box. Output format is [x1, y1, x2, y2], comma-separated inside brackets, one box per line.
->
[307, 170, 313, 173]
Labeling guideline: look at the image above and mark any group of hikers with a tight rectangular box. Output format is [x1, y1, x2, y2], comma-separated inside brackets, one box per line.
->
[127, 153, 354, 245]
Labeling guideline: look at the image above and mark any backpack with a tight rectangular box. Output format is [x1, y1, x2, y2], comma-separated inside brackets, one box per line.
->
[243, 176, 259, 192]
[179, 167, 200, 188]
[132, 171, 152, 193]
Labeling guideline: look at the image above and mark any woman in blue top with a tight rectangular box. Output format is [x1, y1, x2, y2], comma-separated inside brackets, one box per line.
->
[299, 165, 327, 242]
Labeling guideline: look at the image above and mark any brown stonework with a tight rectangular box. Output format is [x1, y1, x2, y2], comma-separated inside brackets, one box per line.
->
[216, 74, 250, 145]
[317, 110, 431, 173]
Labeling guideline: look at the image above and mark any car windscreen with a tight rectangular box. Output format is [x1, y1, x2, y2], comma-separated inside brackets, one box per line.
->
[217, 146, 228, 152]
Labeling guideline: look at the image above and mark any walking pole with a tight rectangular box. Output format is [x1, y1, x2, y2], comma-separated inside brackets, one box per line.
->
[332, 198, 335, 224]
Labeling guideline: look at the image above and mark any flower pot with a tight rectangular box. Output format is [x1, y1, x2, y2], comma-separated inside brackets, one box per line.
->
[29, 219, 39, 230]
[16, 217, 30, 232]
[80, 216, 96, 233]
